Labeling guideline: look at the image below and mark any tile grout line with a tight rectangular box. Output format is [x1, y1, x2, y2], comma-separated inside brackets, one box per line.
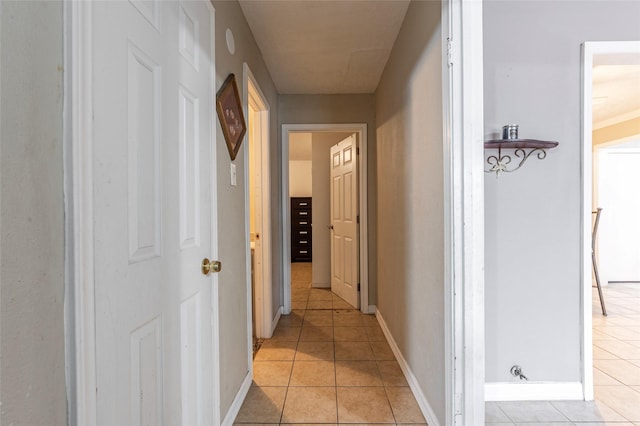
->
[333, 316, 339, 426]
[278, 287, 307, 425]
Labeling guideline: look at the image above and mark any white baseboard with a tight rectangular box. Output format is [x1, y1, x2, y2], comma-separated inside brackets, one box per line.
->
[312, 282, 330, 288]
[270, 306, 283, 336]
[375, 310, 440, 426]
[222, 370, 252, 426]
[485, 382, 583, 401]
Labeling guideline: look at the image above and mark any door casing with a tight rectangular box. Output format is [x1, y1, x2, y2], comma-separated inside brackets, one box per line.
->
[243, 63, 274, 342]
[281, 124, 370, 314]
[444, 0, 485, 424]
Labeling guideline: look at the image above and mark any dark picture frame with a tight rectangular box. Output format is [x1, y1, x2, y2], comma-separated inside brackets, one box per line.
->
[216, 74, 246, 161]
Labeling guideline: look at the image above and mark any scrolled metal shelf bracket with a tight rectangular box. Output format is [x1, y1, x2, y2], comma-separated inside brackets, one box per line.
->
[484, 140, 559, 177]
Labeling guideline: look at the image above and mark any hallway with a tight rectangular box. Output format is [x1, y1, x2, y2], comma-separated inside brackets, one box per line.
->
[235, 263, 427, 424]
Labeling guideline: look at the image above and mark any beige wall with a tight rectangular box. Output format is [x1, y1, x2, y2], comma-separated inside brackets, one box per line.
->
[0, 2, 67, 424]
[279, 95, 377, 305]
[289, 161, 312, 196]
[311, 132, 352, 288]
[375, 0, 444, 422]
[484, 0, 640, 384]
[212, 0, 280, 417]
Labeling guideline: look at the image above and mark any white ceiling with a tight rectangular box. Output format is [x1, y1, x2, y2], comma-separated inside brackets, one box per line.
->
[236, 3, 639, 125]
[238, 0, 410, 94]
[592, 53, 640, 128]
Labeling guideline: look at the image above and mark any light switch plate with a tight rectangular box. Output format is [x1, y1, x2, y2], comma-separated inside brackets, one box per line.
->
[230, 163, 237, 186]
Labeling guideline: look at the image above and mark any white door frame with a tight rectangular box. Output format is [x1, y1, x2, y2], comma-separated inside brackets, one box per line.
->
[444, 0, 485, 424]
[67, 3, 97, 423]
[581, 40, 640, 401]
[281, 123, 370, 314]
[66, 2, 220, 423]
[242, 63, 274, 343]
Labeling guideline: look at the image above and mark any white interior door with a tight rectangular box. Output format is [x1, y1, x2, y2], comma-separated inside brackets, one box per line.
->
[330, 134, 359, 308]
[598, 148, 640, 283]
[93, 1, 217, 425]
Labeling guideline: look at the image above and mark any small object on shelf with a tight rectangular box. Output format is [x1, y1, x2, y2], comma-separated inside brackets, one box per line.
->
[502, 124, 519, 140]
[484, 139, 559, 176]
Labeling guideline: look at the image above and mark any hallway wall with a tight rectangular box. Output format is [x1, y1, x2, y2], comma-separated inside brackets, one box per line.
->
[279, 95, 378, 305]
[212, 0, 280, 418]
[484, 0, 640, 387]
[0, 2, 67, 424]
[375, 0, 444, 423]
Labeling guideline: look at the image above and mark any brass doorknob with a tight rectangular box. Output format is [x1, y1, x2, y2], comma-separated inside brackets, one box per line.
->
[201, 258, 222, 275]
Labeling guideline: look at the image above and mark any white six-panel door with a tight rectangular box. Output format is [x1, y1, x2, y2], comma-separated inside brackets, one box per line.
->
[92, 1, 217, 424]
[330, 134, 359, 308]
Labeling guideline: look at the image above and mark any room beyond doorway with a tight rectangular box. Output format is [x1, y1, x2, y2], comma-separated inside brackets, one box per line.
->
[281, 124, 371, 315]
[581, 40, 640, 400]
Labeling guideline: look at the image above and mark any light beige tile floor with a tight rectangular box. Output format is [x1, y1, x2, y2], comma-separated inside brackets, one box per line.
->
[238, 265, 640, 425]
[235, 263, 427, 425]
[487, 282, 640, 425]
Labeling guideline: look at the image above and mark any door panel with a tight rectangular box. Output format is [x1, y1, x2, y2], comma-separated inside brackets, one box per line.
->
[93, 2, 216, 424]
[330, 135, 359, 308]
[178, 86, 200, 249]
[127, 41, 162, 262]
[130, 316, 164, 426]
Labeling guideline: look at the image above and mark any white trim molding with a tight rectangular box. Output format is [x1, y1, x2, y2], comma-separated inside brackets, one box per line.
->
[444, 0, 485, 424]
[242, 62, 273, 341]
[375, 310, 440, 426]
[271, 306, 283, 336]
[69, 2, 98, 424]
[207, 5, 221, 424]
[281, 123, 369, 314]
[485, 382, 583, 402]
[221, 371, 252, 426]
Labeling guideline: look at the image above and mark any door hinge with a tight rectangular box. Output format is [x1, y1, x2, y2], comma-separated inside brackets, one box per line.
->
[447, 37, 453, 68]
[454, 392, 462, 415]
[357, 215, 360, 224]
[356, 147, 360, 155]
[357, 283, 361, 291]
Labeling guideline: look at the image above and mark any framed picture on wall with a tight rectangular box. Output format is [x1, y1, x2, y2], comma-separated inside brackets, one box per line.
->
[216, 73, 246, 161]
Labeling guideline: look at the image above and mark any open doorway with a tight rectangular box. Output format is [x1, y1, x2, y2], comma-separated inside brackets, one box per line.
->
[281, 124, 370, 315]
[288, 132, 360, 308]
[243, 64, 273, 354]
[581, 41, 640, 401]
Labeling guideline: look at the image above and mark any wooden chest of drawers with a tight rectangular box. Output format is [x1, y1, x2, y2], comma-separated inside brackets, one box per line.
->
[291, 197, 312, 262]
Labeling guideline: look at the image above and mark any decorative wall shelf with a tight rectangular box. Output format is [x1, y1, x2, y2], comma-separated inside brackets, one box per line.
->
[484, 139, 559, 176]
